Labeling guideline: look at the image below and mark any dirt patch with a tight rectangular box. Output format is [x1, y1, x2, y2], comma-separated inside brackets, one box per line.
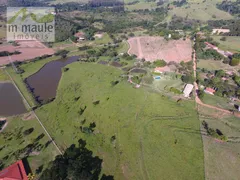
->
[22, 112, 35, 121]
[128, 36, 192, 63]
[0, 40, 55, 66]
[110, 61, 122, 67]
[98, 60, 108, 65]
[130, 68, 147, 74]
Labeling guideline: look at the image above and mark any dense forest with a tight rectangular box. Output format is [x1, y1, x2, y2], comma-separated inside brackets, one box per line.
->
[217, 0, 240, 16]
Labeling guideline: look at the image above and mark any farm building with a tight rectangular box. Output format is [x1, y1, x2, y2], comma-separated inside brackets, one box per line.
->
[204, 87, 216, 95]
[212, 29, 230, 35]
[154, 66, 170, 74]
[74, 32, 85, 41]
[183, 84, 194, 97]
[204, 42, 218, 50]
[0, 160, 28, 180]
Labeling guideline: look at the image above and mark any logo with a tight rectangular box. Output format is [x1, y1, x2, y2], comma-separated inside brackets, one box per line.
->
[7, 7, 55, 42]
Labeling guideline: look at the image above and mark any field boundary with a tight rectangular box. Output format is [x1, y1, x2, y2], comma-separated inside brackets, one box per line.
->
[4, 68, 63, 155]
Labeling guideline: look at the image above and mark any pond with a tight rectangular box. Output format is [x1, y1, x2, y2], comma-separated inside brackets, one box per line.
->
[0, 82, 27, 116]
[26, 56, 79, 103]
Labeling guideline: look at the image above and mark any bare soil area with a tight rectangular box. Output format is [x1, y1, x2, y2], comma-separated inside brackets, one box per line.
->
[0, 40, 55, 66]
[128, 36, 192, 63]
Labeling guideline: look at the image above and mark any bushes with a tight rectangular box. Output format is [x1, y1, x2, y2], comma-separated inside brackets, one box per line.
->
[197, 49, 224, 60]
[54, 50, 69, 58]
[229, 58, 240, 66]
[0, 51, 21, 57]
[153, 59, 167, 67]
[169, 87, 182, 94]
[202, 121, 228, 141]
[181, 74, 194, 84]
[23, 128, 34, 136]
[62, 67, 69, 72]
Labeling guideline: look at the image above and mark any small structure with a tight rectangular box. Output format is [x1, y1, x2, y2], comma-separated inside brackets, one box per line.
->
[154, 76, 161, 80]
[94, 32, 103, 38]
[212, 29, 230, 35]
[154, 66, 170, 74]
[183, 84, 194, 98]
[204, 87, 216, 95]
[204, 42, 218, 50]
[0, 160, 28, 180]
[74, 32, 85, 41]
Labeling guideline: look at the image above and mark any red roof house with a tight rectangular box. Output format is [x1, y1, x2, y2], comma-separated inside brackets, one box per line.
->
[204, 42, 218, 50]
[0, 160, 28, 180]
[204, 87, 216, 95]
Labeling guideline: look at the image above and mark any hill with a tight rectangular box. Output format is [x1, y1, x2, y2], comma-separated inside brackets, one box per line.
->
[35, 62, 204, 180]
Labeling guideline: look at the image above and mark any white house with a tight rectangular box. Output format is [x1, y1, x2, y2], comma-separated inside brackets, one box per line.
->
[212, 29, 230, 34]
[183, 84, 194, 98]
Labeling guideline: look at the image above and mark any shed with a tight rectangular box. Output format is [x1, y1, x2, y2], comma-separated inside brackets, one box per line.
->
[183, 84, 194, 97]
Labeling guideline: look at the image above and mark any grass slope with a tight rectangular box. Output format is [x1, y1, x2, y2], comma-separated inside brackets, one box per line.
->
[36, 62, 204, 179]
[168, 0, 233, 21]
[211, 36, 240, 53]
[0, 69, 9, 81]
[198, 106, 240, 180]
[0, 116, 58, 173]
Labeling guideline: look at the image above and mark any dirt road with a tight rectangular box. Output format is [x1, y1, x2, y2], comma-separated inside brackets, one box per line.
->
[192, 49, 234, 115]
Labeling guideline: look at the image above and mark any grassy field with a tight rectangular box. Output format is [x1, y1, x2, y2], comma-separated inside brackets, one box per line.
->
[92, 33, 113, 45]
[35, 63, 204, 180]
[201, 94, 237, 111]
[116, 40, 129, 54]
[0, 69, 9, 81]
[212, 36, 240, 53]
[168, 0, 233, 21]
[0, 115, 58, 174]
[198, 105, 240, 180]
[125, 1, 157, 11]
[197, 59, 240, 73]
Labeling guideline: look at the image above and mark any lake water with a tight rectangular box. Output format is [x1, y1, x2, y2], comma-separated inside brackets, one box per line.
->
[26, 56, 79, 103]
[0, 82, 27, 116]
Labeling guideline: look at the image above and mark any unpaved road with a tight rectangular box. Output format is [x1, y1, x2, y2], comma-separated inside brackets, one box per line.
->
[192, 48, 239, 116]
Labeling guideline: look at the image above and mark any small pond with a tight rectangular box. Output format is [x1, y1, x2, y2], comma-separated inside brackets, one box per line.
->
[0, 82, 27, 116]
[26, 56, 79, 103]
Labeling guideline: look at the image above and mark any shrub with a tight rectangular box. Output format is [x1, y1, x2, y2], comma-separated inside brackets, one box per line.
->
[229, 58, 240, 66]
[220, 36, 226, 41]
[23, 128, 34, 136]
[63, 67, 69, 72]
[153, 59, 167, 67]
[169, 87, 182, 94]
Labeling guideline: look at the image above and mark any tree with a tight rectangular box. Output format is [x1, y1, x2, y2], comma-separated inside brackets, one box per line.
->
[220, 36, 226, 41]
[215, 70, 225, 77]
[153, 59, 167, 67]
[181, 74, 194, 83]
[41, 139, 113, 180]
[198, 90, 205, 99]
[229, 58, 240, 66]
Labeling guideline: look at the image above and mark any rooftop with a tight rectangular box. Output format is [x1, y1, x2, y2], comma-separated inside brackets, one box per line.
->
[0, 160, 28, 180]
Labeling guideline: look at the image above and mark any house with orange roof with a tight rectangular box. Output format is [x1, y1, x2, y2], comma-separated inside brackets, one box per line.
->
[154, 66, 170, 74]
[204, 87, 216, 95]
